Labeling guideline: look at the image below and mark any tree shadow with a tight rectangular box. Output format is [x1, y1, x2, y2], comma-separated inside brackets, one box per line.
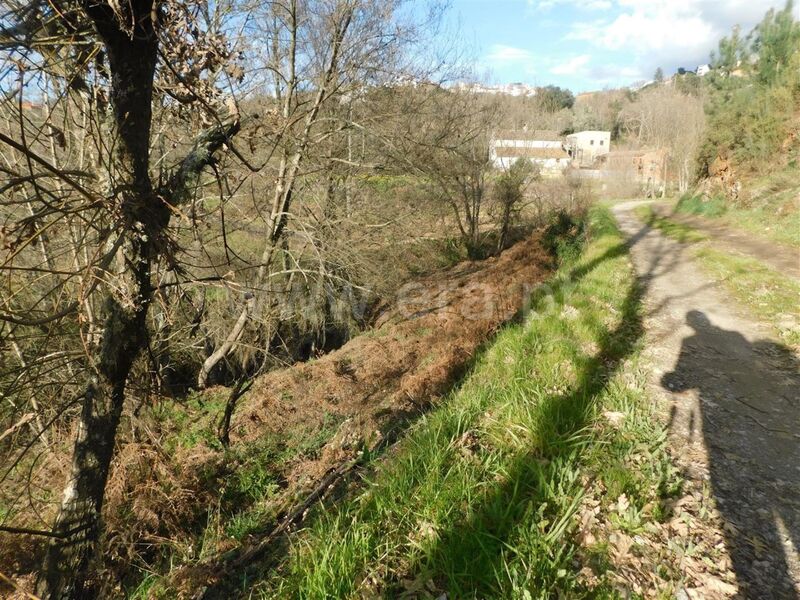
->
[662, 310, 800, 597]
[379, 221, 681, 596]
[402, 261, 646, 597]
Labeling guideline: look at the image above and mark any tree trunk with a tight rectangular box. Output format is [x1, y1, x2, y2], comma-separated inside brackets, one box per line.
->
[36, 2, 162, 598]
[497, 202, 512, 253]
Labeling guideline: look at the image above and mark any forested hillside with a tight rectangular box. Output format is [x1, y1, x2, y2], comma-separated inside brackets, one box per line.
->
[698, 1, 799, 182]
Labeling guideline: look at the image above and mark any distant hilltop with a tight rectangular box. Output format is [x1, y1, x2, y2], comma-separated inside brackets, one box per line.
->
[454, 81, 538, 97]
[628, 63, 714, 91]
[455, 62, 717, 99]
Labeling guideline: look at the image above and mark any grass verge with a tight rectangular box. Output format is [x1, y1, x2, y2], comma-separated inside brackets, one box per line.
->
[675, 168, 800, 248]
[695, 248, 800, 346]
[635, 205, 707, 243]
[636, 206, 800, 347]
[236, 207, 682, 599]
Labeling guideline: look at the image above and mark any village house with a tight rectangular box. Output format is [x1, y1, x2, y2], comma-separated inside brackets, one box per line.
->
[564, 130, 611, 167]
[696, 64, 712, 77]
[20, 100, 44, 112]
[490, 129, 571, 176]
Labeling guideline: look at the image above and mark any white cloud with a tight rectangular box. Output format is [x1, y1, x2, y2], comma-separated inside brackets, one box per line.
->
[564, 0, 798, 80]
[588, 63, 645, 84]
[549, 54, 644, 86]
[530, 0, 612, 11]
[482, 0, 798, 89]
[550, 54, 591, 75]
[485, 44, 534, 65]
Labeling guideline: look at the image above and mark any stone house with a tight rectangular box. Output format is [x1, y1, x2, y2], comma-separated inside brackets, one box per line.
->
[490, 130, 571, 176]
[602, 148, 668, 191]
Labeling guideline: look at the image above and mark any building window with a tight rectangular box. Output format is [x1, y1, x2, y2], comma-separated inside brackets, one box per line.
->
[590, 140, 594, 145]
[600, 140, 604, 146]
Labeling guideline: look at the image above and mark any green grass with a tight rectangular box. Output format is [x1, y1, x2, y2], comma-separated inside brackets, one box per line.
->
[675, 194, 728, 218]
[714, 201, 800, 248]
[675, 168, 800, 248]
[151, 390, 229, 454]
[219, 207, 680, 599]
[695, 247, 800, 346]
[635, 205, 707, 243]
[359, 174, 419, 193]
[215, 410, 346, 543]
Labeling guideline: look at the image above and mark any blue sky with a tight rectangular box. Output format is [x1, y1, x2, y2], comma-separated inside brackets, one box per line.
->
[448, 0, 800, 92]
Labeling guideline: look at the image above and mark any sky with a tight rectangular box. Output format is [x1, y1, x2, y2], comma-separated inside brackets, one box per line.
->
[449, 0, 800, 92]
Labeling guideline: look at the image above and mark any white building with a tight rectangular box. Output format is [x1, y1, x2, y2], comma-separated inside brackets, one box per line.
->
[503, 82, 537, 97]
[565, 130, 611, 167]
[696, 64, 712, 77]
[490, 130, 570, 175]
[455, 82, 537, 97]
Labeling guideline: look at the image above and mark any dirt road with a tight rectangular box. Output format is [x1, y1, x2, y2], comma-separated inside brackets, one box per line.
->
[613, 200, 800, 599]
[649, 202, 800, 279]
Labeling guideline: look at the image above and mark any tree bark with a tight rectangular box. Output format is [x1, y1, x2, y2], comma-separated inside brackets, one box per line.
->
[36, 2, 162, 598]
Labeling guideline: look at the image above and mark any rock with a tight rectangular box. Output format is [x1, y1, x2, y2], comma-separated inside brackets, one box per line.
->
[603, 410, 626, 427]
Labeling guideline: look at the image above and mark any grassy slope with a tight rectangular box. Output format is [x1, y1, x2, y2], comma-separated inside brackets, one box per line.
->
[238, 207, 680, 599]
[675, 168, 800, 248]
[638, 205, 800, 347]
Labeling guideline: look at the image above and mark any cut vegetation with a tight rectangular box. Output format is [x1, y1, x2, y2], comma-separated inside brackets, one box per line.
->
[68, 227, 552, 597]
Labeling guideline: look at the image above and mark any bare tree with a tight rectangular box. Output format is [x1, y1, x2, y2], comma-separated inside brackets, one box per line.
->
[493, 157, 537, 252]
[619, 86, 706, 192]
[196, 0, 454, 386]
[402, 89, 498, 258]
[0, 0, 476, 593]
[1, 1, 240, 596]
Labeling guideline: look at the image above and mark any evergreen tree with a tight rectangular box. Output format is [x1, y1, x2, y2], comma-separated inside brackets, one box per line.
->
[751, 0, 800, 86]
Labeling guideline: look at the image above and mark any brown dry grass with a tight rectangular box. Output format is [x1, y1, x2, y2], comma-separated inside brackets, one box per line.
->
[232, 232, 550, 478]
[164, 232, 552, 596]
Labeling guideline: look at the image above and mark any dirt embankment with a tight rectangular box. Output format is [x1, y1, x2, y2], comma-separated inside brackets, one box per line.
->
[165, 233, 552, 594]
[231, 232, 550, 477]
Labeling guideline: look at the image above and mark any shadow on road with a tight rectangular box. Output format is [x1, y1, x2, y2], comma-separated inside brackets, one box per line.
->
[663, 310, 800, 598]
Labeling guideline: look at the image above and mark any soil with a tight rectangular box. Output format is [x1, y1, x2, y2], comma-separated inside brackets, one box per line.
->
[650, 202, 800, 279]
[229, 232, 550, 476]
[614, 200, 800, 599]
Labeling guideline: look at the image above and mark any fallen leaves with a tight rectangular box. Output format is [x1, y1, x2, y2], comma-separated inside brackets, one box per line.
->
[571, 454, 741, 598]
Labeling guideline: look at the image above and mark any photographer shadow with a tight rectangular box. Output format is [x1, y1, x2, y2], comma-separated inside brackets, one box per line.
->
[662, 310, 800, 598]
